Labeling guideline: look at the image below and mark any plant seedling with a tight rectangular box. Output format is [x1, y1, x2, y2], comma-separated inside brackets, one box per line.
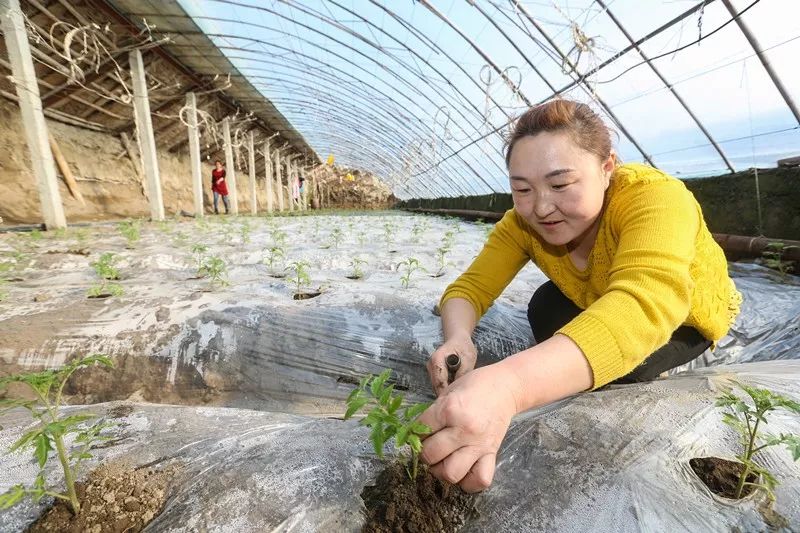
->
[410, 222, 425, 244]
[398, 257, 426, 289]
[200, 255, 229, 289]
[270, 228, 288, 249]
[0, 355, 115, 515]
[190, 243, 209, 271]
[329, 227, 344, 249]
[383, 222, 396, 245]
[87, 253, 122, 297]
[263, 246, 286, 275]
[344, 370, 431, 480]
[285, 260, 311, 295]
[118, 220, 140, 249]
[28, 229, 43, 242]
[434, 246, 452, 277]
[762, 242, 796, 277]
[715, 383, 800, 500]
[348, 257, 367, 279]
[239, 220, 252, 244]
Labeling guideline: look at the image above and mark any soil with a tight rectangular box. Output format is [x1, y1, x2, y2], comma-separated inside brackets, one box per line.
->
[293, 291, 321, 300]
[689, 457, 757, 499]
[361, 461, 478, 533]
[26, 462, 177, 533]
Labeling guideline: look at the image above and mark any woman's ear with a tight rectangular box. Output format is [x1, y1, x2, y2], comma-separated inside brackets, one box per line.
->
[601, 151, 616, 188]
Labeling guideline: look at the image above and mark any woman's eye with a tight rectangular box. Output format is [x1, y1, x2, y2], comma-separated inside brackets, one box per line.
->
[552, 183, 568, 190]
[513, 188, 530, 194]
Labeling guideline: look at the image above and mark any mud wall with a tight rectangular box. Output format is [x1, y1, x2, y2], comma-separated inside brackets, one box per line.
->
[0, 99, 281, 224]
[399, 167, 800, 240]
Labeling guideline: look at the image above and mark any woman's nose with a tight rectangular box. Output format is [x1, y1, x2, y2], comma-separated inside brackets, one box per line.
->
[533, 192, 554, 218]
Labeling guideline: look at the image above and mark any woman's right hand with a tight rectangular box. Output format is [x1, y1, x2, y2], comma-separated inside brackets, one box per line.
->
[426, 334, 477, 397]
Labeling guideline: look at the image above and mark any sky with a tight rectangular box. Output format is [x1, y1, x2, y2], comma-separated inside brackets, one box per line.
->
[176, 0, 800, 198]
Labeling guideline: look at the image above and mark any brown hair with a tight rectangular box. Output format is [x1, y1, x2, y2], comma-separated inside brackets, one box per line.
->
[504, 99, 612, 168]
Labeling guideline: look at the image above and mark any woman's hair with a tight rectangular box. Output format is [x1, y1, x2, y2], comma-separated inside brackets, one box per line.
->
[214, 160, 223, 165]
[504, 99, 612, 167]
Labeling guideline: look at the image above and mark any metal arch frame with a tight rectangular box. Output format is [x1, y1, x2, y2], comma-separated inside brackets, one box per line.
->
[175, 47, 504, 194]
[192, 4, 512, 190]
[143, 22, 505, 192]
[721, 0, 800, 126]
[241, 85, 490, 197]
[415, 0, 532, 108]
[478, 0, 656, 167]
[267, 98, 475, 197]
[593, 0, 734, 172]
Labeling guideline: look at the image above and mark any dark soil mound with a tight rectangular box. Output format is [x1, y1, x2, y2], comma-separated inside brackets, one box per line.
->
[689, 456, 757, 499]
[361, 461, 478, 533]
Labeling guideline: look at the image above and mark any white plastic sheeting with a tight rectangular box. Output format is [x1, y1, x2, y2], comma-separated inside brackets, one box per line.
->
[1, 213, 799, 531]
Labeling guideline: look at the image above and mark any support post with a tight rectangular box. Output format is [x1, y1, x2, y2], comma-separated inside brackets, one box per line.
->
[286, 156, 295, 213]
[301, 165, 308, 211]
[186, 92, 204, 217]
[248, 131, 257, 215]
[1, 0, 66, 228]
[129, 49, 164, 220]
[222, 117, 239, 215]
[264, 141, 273, 213]
[275, 150, 284, 212]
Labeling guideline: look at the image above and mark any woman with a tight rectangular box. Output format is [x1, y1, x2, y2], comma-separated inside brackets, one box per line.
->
[419, 99, 742, 493]
[211, 160, 230, 214]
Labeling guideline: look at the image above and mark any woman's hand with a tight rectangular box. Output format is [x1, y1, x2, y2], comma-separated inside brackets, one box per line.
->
[426, 334, 477, 397]
[418, 361, 521, 493]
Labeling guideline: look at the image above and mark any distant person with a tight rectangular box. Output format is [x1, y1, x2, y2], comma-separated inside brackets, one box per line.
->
[211, 160, 229, 214]
[420, 98, 743, 493]
[291, 177, 301, 208]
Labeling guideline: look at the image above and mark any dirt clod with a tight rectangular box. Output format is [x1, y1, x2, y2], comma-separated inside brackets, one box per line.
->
[26, 462, 177, 533]
[361, 462, 478, 533]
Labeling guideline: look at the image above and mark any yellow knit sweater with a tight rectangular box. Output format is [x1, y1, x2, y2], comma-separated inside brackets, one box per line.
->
[440, 163, 742, 388]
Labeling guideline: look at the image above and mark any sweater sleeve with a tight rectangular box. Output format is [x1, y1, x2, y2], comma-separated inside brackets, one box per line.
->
[439, 209, 532, 319]
[557, 181, 699, 388]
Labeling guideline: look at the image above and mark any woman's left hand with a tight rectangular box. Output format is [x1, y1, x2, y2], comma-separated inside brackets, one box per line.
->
[417, 361, 522, 493]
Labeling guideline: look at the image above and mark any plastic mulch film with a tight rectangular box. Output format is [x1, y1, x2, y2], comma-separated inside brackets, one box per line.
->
[1, 215, 799, 531]
[0, 361, 798, 532]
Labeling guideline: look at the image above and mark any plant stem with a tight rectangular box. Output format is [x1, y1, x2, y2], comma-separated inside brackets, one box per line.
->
[412, 452, 419, 481]
[54, 435, 80, 515]
[735, 415, 762, 499]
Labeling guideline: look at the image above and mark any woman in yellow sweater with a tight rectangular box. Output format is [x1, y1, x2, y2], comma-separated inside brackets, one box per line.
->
[418, 99, 742, 494]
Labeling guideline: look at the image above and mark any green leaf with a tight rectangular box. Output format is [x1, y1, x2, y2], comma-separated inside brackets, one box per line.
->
[379, 384, 394, 407]
[370, 369, 391, 398]
[344, 397, 368, 420]
[388, 395, 403, 414]
[403, 402, 430, 421]
[410, 421, 431, 435]
[0, 485, 26, 509]
[783, 435, 800, 461]
[34, 433, 53, 468]
[371, 422, 386, 457]
[407, 434, 423, 454]
[396, 426, 409, 447]
[9, 427, 43, 454]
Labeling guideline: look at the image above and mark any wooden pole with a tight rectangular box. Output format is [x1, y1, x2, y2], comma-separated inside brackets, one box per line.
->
[129, 49, 164, 221]
[248, 131, 257, 215]
[264, 140, 273, 213]
[275, 150, 284, 212]
[1, 0, 66, 228]
[48, 132, 85, 206]
[186, 92, 204, 217]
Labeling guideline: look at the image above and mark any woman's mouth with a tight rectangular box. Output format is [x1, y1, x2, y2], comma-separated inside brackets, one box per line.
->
[539, 220, 563, 228]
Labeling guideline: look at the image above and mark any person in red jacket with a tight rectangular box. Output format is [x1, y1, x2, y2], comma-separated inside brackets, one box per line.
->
[211, 160, 230, 214]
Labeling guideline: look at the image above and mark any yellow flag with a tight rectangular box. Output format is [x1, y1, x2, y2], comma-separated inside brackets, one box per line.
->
[346, 173, 355, 181]
[326, 154, 335, 166]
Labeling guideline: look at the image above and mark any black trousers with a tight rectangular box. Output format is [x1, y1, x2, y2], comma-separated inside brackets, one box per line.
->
[527, 281, 711, 384]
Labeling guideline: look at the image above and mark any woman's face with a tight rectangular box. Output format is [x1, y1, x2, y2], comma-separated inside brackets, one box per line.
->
[215, 161, 223, 170]
[508, 131, 615, 249]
